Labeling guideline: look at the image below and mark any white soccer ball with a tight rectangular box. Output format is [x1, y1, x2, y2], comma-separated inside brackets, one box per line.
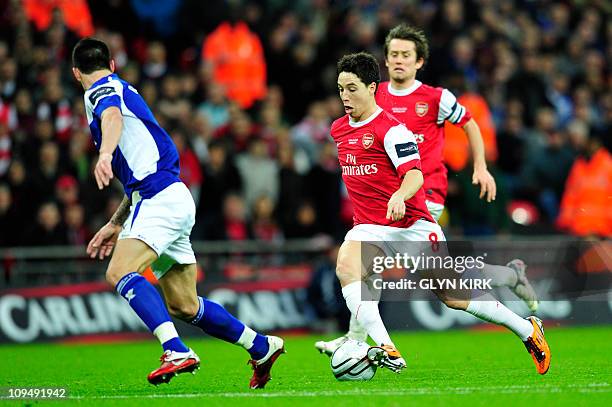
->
[330, 339, 377, 381]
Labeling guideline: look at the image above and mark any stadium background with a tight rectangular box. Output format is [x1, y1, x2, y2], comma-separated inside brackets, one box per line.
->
[0, 0, 610, 346]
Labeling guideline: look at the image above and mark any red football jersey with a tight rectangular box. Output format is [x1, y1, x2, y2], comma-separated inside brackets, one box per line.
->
[330, 107, 434, 228]
[376, 81, 472, 205]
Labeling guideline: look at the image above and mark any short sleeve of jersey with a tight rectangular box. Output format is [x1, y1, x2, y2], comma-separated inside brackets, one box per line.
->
[437, 88, 471, 126]
[383, 124, 422, 177]
[88, 85, 121, 118]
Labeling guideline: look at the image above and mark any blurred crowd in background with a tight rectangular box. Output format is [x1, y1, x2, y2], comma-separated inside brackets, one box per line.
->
[0, 0, 610, 248]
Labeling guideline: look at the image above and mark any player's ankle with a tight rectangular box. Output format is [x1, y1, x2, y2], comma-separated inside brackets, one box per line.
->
[247, 334, 270, 360]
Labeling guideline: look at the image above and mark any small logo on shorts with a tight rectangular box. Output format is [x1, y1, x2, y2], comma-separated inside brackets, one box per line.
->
[362, 133, 374, 149]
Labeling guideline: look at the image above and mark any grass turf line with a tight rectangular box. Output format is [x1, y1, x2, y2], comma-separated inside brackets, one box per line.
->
[0, 326, 610, 406]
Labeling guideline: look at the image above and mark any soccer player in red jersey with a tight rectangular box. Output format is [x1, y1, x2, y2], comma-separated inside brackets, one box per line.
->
[377, 24, 537, 306]
[377, 24, 495, 219]
[316, 52, 550, 375]
[319, 25, 538, 354]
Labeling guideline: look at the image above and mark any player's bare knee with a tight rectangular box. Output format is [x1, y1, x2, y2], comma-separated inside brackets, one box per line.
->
[431, 289, 469, 310]
[442, 298, 469, 310]
[336, 244, 362, 285]
[105, 265, 131, 287]
[336, 261, 359, 285]
[166, 299, 199, 321]
[105, 254, 153, 287]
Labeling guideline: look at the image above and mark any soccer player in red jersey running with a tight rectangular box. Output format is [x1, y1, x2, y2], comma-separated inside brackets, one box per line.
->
[318, 25, 537, 354]
[316, 52, 550, 375]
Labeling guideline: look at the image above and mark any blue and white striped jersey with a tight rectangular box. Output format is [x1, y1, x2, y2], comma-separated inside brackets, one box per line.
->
[84, 74, 180, 198]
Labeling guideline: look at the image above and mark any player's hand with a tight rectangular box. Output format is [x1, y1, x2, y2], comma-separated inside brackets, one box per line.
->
[472, 166, 496, 202]
[386, 191, 406, 221]
[94, 152, 114, 190]
[87, 222, 122, 260]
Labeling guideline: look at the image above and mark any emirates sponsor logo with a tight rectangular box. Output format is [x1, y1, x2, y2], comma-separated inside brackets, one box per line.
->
[362, 133, 374, 149]
[415, 102, 428, 117]
[392, 107, 408, 113]
[341, 163, 379, 176]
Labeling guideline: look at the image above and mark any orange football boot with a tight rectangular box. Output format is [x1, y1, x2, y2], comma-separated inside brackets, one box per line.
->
[367, 344, 406, 373]
[523, 316, 551, 375]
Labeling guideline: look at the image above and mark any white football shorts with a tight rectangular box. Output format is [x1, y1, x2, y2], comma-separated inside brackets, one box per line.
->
[425, 200, 444, 222]
[119, 181, 197, 279]
[344, 219, 447, 263]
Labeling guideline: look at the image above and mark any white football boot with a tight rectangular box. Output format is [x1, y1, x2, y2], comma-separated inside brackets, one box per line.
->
[147, 348, 200, 385]
[315, 335, 351, 356]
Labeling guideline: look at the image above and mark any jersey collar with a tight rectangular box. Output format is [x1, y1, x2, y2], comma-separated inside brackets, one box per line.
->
[90, 73, 117, 89]
[349, 106, 383, 127]
[388, 80, 422, 96]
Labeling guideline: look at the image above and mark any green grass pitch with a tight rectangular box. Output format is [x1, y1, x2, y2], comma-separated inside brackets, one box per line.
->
[0, 326, 610, 406]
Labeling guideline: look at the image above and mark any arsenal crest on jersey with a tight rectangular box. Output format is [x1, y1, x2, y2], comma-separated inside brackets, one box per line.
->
[415, 102, 428, 117]
[362, 133, 374, 149]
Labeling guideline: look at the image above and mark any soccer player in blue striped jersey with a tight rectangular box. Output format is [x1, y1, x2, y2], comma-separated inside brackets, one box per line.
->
[72, 38, 284, 387]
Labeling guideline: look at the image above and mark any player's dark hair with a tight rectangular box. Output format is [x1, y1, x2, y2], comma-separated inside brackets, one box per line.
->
[384, 24, 429, 66]
[337, 52, 380, 90]
[72, 38, 112, 74]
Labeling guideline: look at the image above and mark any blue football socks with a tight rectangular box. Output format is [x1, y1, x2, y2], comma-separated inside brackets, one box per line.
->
[116, 272, 189, 353]
[191, 296, 269, 360]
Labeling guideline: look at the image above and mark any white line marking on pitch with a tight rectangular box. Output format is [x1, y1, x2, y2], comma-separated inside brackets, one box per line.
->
[73, 383, 611, 399]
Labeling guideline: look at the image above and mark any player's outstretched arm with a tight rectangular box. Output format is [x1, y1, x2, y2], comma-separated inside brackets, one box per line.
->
[86, 195, 131, 259]
[464, 119, 496, 202]
[94, 106, 124, 190]
[386, 169, 423, 221]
